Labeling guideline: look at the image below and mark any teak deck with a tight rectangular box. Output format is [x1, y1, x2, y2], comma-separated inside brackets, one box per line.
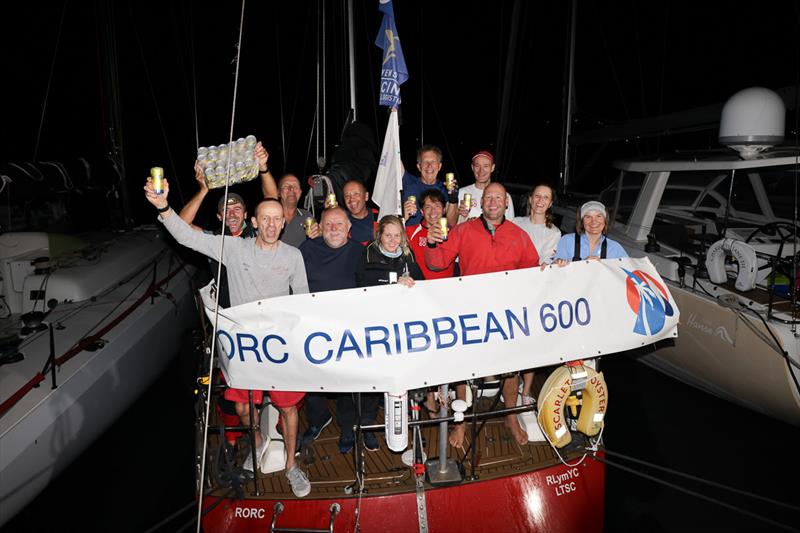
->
[202, 378, 580, 501]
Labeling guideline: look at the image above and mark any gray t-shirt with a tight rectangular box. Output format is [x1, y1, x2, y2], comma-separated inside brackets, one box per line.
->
[281, 207, 313, 248]
[162, 212, 309, 306]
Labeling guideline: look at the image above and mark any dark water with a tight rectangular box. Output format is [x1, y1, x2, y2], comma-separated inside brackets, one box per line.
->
[4, 339, 800, 532]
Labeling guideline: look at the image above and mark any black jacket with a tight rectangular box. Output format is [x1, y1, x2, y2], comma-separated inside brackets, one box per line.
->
[356, 241, 424, 287]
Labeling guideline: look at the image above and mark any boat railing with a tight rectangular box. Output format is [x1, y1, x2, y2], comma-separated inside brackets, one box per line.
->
[0, 256, 185, 419]
[356, 388, 539, 487]
[200, 378, 544, 497]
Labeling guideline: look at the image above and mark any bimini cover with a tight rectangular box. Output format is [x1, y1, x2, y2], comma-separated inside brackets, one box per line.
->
[719, 87, 785, 159]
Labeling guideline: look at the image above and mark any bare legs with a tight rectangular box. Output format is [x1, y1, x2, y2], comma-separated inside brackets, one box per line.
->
[448, 383, 468, 448]
[278, 405, 299, 470]
[235, 401, 263, 449]
[502, 377, 528, 445]
[521, 370, 535, 404]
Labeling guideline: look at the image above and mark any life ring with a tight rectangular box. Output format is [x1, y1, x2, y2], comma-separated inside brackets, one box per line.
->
[705, 238, 757, 291]
[537, 361, 608, 448]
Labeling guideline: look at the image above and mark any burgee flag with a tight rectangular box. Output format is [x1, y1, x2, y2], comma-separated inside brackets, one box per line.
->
[375, 0, 408, 108]
[372, 110, 403, 218]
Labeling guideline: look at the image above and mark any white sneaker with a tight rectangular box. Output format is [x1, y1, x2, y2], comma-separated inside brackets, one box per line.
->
[521, 395, 535, 407]
[286, 466, 311, 497]
[242, 439, 270, 472]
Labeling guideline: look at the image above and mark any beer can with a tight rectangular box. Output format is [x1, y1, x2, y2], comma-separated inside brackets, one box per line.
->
[445, 172, 455, 191]
[304, 217, 315, 237]
[463, 193, 472, 209]
[325, 193, 338, 208]
[151, 167, 165, 194]
[439, 217, 448, 240]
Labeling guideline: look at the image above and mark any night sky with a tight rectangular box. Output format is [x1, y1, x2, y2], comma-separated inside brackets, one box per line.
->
[3, 1, 799, 226]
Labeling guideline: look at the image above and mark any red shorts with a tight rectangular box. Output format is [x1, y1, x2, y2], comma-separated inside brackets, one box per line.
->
[223, 388, 264, 404]
[216, 406, 243, 443]
[269, 391, 306, 408]
[223, 388, 304, 409]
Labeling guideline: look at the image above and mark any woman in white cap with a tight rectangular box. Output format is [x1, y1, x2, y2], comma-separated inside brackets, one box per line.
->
[552, 200, 627, 264]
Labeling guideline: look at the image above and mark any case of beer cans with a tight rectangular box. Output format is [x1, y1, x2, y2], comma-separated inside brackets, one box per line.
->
[197, 135, 260, 189]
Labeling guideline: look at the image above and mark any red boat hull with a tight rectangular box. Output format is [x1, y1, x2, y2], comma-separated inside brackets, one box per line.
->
[202, 455, 605, 532]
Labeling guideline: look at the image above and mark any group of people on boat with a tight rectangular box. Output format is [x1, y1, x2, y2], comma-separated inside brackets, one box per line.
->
[143, 140, 627, 498]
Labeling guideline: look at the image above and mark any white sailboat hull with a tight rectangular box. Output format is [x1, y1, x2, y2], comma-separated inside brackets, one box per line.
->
[554, 146, 800, 427]
[638, 281, 800, 425]
[0, 229, 197, 526]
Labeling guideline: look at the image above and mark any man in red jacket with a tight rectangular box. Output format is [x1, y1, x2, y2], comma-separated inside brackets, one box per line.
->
[425, 182, 538, 446]
[406, 189, 455, 280]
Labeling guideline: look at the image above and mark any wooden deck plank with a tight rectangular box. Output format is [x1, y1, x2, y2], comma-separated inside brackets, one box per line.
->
[207, 378, 586, 500]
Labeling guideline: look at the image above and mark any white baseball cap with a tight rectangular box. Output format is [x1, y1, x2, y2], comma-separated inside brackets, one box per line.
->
[580, 200, 607, 219]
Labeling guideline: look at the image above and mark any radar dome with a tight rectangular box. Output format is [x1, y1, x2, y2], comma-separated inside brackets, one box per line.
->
[719, 87, 785, 159]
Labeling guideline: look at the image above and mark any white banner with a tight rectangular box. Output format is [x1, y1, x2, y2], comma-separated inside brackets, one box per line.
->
[202, 257, 679, 393]
[372, 110, 403, 220]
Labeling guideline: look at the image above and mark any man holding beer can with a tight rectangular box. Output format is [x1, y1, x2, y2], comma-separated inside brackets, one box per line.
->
[343, 179, 379, 245]
[457, 150, 515, 223]
[275, 173, 318, 248]
[405, 189, 455, 280]
[297, 206, 363, 452]
[400, 145, 459, 227]
[144, 174, 313, 498]
[425, 182, 538, 448]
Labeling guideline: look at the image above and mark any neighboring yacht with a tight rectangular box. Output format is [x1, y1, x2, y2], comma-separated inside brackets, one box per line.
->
[557, 87, 800, 426]
[0, 226, 198, 526]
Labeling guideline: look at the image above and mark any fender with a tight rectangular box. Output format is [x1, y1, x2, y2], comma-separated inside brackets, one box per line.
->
[705, 238, 757, 291]
[537, 362, 608, 448]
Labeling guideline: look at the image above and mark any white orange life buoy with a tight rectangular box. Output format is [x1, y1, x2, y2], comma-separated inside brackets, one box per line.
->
[537, 361, 608, 448]
[705, 238, 757, 291]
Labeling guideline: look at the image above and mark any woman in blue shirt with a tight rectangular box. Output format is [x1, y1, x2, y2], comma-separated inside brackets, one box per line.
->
[553, 201, 627, 263]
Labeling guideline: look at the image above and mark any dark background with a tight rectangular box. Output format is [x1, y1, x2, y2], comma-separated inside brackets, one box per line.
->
[3, 1, 799, 227]
[3, 2, 800, 531]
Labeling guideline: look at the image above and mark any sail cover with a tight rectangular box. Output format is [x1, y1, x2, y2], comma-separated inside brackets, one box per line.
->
[202, 257, 679, 393]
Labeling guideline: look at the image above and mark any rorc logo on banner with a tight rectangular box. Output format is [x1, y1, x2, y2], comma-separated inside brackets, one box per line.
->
[623, 268, 674, 336]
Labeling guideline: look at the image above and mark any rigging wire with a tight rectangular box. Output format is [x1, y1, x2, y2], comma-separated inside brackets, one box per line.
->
[195, 1, 248, 530]
[603, 448, 800, 513]
[33, 0, 69, 162]
[322, 0, 327, 168]
[655, 2, 670, 153]
[188, 1, 200, 151]
[285, 0, 315, 167]
[346, 0, 357, 122]
[143, 499, 196, 533]
[792, 17, 799, 333]
[592, 454, 800, 532]
[422, 76, 458, 175]
[129, 2, 186, 205]
[589, 0, 634, 153]
[418, 2, 423, 146]
[631, 1, 646, 119]
[315, 2, 322, 170]
[273, 12, 287, 162]
[306, 107, 320, 181]
[359, 1, 381, 149]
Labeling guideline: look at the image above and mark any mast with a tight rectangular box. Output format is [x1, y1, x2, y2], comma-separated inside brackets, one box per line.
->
[495, 0, 521, 183]
[558, 0, 577, 194]
[347, 0, 357, 122]
[98, 0, 131, 230]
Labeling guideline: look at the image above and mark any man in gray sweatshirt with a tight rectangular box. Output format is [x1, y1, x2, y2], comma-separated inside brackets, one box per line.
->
[145, 177, 312, 498]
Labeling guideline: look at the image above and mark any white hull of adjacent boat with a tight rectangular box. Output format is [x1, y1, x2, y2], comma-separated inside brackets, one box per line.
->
[638, 280, 800, 426]
[0, 229, 197, 526]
